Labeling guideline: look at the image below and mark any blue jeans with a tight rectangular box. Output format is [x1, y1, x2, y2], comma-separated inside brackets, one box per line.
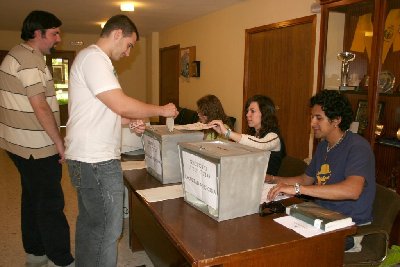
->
[67, 159, 123, 267]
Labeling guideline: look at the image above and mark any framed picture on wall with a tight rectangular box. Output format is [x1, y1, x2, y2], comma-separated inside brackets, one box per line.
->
[180, 46, 196, 79]
[355, 100, 384, 134]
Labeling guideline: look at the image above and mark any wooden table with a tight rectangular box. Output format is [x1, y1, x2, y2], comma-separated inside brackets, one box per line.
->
[124, 169, 356, 267]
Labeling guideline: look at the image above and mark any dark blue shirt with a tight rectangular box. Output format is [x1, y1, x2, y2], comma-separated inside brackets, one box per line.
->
[305, 131, 376, 225]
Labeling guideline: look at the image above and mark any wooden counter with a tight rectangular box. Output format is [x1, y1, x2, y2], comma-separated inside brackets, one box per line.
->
[124, 169, 356, 267]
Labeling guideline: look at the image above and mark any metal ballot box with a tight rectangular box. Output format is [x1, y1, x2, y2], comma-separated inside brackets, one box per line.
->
[143, 125, 203, 184]
[178, 140, 270, 221]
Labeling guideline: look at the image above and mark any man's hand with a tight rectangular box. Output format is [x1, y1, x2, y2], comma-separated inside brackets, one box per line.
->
[129, 119, 145, 134]
[161, 103, 179, 118]
[29, 93, 64, 164]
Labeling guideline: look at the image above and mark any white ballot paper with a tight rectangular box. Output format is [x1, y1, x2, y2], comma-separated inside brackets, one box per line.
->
[166, 117, 174, 132]
[121, 160, 146, 171]
[274, 216, 324, 237]
[136, 185, 183, 202]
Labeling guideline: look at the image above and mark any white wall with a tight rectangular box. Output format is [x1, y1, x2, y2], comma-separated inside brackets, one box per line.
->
[0, 30, 147, 102]
[157, 0, 318, 132]
[324, 12, 345, 89]
[0, 0, 322, 157]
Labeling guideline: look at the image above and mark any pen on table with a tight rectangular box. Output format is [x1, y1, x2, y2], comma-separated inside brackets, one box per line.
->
[273, 193, 285, 201]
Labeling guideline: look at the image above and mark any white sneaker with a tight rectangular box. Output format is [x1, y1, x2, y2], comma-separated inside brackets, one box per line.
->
[25, 254, 48, 267]
[47, 260, 75, 267]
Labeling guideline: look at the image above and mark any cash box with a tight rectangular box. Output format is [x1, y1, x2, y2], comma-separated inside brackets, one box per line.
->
[178, 140, 269, 221]
[143, 125, 203, 184]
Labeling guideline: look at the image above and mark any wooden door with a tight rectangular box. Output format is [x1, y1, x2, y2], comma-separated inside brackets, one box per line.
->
[244, 16, 316, 159]
[159, 45, 180, 124]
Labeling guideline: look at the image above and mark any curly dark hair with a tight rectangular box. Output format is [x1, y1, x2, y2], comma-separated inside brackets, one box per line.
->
[244, 95, 280, 138]
[196, 94, 232, 128]
[310, 90, 353, 131]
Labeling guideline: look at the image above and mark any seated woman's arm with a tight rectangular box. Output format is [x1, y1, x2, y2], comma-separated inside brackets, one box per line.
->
[239, 133, 280, 151]
[209, 120, 280, 151]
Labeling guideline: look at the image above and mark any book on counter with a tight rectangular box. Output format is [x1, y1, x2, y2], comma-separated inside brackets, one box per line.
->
[285, 202, 354, 232]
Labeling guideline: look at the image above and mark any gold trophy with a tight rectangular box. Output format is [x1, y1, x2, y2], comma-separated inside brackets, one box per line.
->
[337, 52, 356, 90]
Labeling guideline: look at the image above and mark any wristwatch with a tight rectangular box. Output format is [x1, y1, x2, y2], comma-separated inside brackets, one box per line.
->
[294, 183, 301, 196]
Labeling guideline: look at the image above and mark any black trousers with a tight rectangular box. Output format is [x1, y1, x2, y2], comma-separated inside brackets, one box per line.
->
[7, 152, 74, 266]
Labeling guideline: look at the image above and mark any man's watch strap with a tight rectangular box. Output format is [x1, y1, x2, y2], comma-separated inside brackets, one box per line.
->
[294, 183, 301, 196]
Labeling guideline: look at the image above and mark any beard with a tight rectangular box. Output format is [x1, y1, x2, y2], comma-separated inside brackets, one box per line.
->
[50, 46, 57, 54]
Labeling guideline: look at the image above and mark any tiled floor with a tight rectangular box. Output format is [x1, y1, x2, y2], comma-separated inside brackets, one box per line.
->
[0, 149, 154, 267]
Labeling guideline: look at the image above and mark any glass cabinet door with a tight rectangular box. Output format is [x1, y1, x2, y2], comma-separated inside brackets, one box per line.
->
[322, 0, 376, 138]
[377, 0, 400, 141]
[320, 0, 400, 188]
[324, 1, 374, 91]
[375, 0, 400, 188]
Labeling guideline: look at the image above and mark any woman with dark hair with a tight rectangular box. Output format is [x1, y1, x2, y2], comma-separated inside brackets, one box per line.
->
[209, 95, 286, 175]
[196, 94, 233, 140]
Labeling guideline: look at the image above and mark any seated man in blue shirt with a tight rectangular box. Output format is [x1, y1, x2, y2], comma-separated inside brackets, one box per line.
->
[266, 90, 376, 251]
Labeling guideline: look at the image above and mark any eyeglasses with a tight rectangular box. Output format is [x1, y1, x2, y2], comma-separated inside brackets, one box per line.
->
[259, 201, 286, 217]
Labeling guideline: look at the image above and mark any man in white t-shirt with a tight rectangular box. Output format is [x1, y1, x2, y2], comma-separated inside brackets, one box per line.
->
[65, 15, 178, 267]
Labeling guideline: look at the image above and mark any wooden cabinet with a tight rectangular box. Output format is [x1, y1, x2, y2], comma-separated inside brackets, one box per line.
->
[318, 0, 400, 189]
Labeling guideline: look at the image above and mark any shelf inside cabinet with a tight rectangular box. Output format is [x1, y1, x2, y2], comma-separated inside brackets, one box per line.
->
[377, 137, 400, 149]
[340, 90, 400, 97]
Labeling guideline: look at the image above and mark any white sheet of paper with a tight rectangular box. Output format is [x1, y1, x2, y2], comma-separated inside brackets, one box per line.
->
[136, 185, 183, 202]
[181, 151, 218, 210]
[143, 135, 162, 176]
[274, 216, 324, 237]
[121, 160, 146, 171]
[174, 122, 213, 131]
[260, 183, 290, 204]
[166, 117, 174, 132]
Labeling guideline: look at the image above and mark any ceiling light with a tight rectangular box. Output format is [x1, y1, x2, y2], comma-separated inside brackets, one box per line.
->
[100, 22, 106, 28]
[364, 31, 373, 37]
[70, 41, 84, 46]
[120, 2, 135, 12]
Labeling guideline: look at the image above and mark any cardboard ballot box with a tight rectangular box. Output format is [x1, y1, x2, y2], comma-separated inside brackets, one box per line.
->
[178, 140, 270, 221]
[143, 125, 203, 184]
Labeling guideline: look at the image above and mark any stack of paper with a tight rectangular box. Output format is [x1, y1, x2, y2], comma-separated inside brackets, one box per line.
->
[274, 216, 324, 237]
[121, 160, 146, 171]
[136, 185, 183, 202]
